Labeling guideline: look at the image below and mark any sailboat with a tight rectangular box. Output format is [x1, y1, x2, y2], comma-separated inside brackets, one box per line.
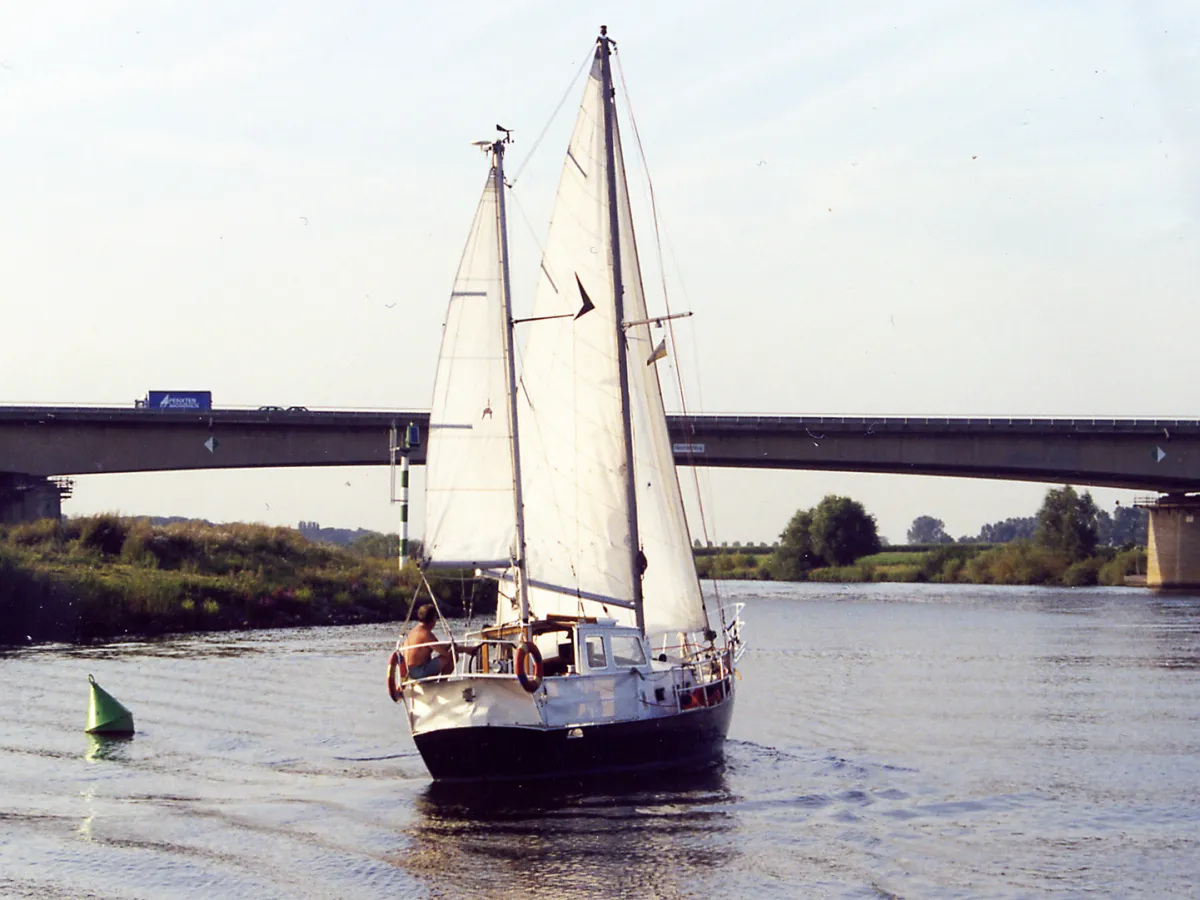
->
[389, 27, 744, 782]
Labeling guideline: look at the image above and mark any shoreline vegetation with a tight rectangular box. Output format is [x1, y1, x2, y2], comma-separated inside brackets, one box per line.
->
[0, 515, 495, 647]
[714, 487, 1149, 587]
[2, 513, 1147, 647]
[695, 542, 1147, 586]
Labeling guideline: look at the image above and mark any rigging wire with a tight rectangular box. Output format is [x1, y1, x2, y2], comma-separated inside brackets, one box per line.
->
[509, 48, 595, 188]
[505, 188, 550, 265]
[614, 49, 724, 627]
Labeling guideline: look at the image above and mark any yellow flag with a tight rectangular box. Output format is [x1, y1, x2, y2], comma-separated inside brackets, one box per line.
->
[646, 339, 667, 366]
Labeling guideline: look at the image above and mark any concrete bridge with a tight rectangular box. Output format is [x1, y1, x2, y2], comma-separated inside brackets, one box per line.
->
[3, 405, 1199, 586]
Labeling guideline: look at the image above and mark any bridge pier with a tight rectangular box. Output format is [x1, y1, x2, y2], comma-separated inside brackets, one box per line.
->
[0, 473, 68, 524]
[1145, 495, 1200, 589]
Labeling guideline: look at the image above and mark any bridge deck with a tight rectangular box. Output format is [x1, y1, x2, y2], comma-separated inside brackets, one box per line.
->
[1, 407, 1197, 493]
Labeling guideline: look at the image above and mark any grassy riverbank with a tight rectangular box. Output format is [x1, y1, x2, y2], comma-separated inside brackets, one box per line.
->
[0, 516, 491, 646]
[2, 516, 1149, 646]
[697, 542, 1147, 587]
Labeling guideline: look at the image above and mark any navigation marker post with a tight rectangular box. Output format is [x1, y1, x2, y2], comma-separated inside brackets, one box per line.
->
[390, 422, 420, 569]
[204, 436, 219, 454]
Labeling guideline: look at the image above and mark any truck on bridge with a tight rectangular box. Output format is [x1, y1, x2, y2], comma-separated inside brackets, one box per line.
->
[135, 391, 213, 411]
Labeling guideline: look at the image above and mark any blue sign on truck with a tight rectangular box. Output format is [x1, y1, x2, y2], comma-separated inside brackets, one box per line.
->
[144, 391, 212, 411]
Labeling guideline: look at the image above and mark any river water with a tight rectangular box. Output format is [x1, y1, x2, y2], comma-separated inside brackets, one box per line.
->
[2, 581, 1198, 898]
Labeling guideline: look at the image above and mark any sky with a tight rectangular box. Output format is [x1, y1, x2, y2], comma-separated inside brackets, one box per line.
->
[2, 1, 1197, 544]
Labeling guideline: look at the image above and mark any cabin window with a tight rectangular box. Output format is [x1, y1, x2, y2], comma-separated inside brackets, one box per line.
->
[584, 635, 607, 669]
[611, 635, 646, 667]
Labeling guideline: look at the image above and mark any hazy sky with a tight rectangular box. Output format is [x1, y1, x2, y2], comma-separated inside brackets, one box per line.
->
[2, 2, 1197, 543]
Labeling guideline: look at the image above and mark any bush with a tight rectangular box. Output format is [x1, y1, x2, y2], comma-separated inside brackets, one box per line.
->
[7, 518, 65, 548]
[962, 541, 1069, 585]
[1099, 548, 1147, 586]
[120, 524, 159, 568]
[939, 556, 965, 582]
[919, 545, 981, 582]
[77, 514, 129, 556]
[1062, 558, 1103, 586]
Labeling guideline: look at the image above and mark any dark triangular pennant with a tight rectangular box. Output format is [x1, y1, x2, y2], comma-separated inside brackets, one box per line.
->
[574, 274, 595, 320]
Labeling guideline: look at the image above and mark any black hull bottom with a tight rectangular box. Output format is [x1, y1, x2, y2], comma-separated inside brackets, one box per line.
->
[413, 697, 735, 782]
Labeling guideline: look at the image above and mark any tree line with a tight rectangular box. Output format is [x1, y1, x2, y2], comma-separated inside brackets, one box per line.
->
[907, 500, 1147, 548]
[761, 486, 1148, 585]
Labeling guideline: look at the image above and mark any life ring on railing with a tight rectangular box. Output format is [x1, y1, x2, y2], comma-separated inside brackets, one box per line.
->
[515, 642, 543, 693]
[387, 650, 408, 702]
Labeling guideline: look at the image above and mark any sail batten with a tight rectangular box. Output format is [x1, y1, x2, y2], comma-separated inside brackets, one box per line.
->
[426, 558, 512, 570]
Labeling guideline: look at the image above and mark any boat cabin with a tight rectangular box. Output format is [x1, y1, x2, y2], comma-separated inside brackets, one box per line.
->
[462, 614, 652, 679]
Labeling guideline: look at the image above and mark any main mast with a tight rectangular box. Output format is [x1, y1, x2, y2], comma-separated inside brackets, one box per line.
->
[597, 27, 645, 633]
[492, 136, 531, 628]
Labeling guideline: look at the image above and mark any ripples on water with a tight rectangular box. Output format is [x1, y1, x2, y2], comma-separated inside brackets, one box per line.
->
[2, 583, 1199, 897]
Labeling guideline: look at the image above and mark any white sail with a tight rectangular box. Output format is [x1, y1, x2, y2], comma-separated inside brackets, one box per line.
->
[516, 56, 707, 639]
[611, 105, 708, 639]
[517, 59, 630, 617]
[423, 171, 517, 569]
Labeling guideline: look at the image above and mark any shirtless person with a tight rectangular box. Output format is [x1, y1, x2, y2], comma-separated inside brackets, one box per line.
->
[403, 604, 454, 679]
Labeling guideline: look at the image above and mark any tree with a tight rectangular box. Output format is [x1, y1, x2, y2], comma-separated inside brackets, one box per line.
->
[768, 508, 816, 580]
[769, 495, 882, 578]
[1035, 485, 1098, 561]
[1110, 504, 1148, 547]
[809, 495, 881, 566]
[907, 515, 952, 544]
[975, 516, 1037, 543]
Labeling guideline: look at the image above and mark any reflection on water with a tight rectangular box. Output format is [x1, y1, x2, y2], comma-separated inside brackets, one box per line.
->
[84, 733, 134, 763]
[1, 586, 1198, 897]
[418, 765, 732, 820]
[406, 768, 737, 897]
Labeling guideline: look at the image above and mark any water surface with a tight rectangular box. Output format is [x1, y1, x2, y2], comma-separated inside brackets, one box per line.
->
[2, 582, 1198, 897]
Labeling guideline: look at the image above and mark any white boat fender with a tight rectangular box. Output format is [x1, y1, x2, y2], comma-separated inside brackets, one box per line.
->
[515, 642, 543, 693]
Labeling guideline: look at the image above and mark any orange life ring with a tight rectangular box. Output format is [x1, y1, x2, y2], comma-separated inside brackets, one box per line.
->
[387, 650, 408, 702]
[515, 642, 543, 693]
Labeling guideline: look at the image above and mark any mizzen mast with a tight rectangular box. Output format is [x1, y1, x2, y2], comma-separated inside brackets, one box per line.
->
[490, 130, 532, 629]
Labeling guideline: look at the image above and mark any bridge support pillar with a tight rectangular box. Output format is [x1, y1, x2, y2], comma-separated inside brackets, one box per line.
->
[0, 473, 68, 524]
[1145, 495, 1200, 589]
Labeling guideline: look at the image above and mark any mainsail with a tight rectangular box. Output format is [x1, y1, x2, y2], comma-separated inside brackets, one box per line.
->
[423, 170, 517, 569]
[516, 56, 707, 640]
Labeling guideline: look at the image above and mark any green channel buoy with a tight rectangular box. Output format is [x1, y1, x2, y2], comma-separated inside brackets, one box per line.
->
[86, 674, 134, 735]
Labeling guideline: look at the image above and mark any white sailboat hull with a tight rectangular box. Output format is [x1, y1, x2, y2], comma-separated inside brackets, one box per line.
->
[404, 670, 735, 782]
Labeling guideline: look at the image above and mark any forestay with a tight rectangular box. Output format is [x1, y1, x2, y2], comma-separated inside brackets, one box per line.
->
[516, 57, 707, 640]
[423, 172, 517, 569]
